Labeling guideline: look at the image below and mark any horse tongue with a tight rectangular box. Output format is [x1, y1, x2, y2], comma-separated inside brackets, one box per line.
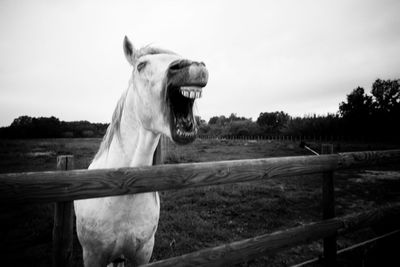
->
[180, 116, 193, 131]
[177, 117, 183, 126]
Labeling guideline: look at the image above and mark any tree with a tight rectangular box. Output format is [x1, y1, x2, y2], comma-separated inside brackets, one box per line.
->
[338, 87, 372, 136]
[339, 87, 372, 118]
[225, 120, 260, 136]
[228, 113, 248, 122]
[338, 80, 400, 139]
[256, 111, 289, 133]
[208, 116, 219, 125]
[370, 79, 400, 139]
[208, 115, 228, 126]
[371, 79, 400, 113]
[11, 115, 33, 127]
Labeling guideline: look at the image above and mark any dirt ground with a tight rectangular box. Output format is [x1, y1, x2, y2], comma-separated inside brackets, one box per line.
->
[0, 138, 399, 266]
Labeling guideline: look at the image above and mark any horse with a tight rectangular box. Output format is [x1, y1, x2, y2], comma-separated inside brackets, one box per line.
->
[74, 36, 208, 266]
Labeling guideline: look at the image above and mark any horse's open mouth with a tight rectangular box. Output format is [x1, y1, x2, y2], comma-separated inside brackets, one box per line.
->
[167, 85, 203, 144]
[166, 59, 208, 144]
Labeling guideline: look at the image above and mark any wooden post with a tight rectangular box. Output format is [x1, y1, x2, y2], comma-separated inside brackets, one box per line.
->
[321, 144, 336, 266]
[53, 155, 74, 267]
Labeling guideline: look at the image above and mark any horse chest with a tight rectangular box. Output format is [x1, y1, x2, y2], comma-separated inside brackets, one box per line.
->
[75, 192, 160, 246]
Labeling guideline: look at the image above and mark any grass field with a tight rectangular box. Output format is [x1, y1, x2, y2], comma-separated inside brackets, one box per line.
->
[0, 138, 399, 266]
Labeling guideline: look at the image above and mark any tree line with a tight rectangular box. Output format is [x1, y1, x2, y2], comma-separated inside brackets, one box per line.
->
[198, 79, 399, 142]
[0, 116, 108, 138]
[0, 78, 398, 141]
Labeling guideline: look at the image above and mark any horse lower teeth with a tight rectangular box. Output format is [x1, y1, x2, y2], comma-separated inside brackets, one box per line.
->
[176, 129, 195, 137]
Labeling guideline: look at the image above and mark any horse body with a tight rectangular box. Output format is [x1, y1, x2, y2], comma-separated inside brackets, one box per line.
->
[74, 37, 208, 266]
[75, 108, 161, 266]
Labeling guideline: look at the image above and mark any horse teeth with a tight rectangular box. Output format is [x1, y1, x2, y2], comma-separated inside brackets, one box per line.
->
[180, 86, 202, 99]
[176, 127, 197, 138]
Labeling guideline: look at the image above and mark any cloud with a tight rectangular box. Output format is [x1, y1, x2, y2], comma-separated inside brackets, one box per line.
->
[1, 0, 400, 126]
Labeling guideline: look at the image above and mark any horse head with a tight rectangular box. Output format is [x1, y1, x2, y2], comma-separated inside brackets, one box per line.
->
[123, 36, 208, 144]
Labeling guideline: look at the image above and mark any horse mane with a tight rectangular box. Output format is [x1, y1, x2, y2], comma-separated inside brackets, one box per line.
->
[136, 46, 175, 58]
[93, 88, 128, 161]
[93, 46, 175, 161]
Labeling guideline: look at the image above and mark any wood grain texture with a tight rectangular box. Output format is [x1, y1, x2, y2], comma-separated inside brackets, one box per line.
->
[52, 155, 74, 267]
[142, 203, 400, 267]
[0, 154, 339, 204]
[338, 149, 400, 169]
[0, 150, 399, 204]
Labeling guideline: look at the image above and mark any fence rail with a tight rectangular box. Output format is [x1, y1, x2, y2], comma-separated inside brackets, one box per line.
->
[1, 148, 400, 266]
[1, 150, 400, 204]
[142, 203, 400, 267]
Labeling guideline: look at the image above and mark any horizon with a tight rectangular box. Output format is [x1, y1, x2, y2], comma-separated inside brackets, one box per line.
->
[1, 109, 343, 128]
[1, 0, 400, 127]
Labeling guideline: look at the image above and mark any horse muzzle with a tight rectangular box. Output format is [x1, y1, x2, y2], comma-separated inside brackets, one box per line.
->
[167, 59, 208, 90]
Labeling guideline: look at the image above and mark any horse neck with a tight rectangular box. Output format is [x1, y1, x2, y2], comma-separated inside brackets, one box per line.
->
[92, 83, 160, 169]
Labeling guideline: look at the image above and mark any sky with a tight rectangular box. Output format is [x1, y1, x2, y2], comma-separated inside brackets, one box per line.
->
[1, 0, 400, 126]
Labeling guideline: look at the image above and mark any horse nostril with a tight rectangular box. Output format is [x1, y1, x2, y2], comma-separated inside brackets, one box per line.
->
[169, 60, 192, 71]
[169, 61, 181, 71]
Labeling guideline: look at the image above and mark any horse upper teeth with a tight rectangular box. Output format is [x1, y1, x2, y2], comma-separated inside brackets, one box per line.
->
[180, 86, 202, 99]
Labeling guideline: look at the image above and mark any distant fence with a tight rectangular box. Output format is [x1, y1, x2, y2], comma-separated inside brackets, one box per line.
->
[0, 143, 399, 266]
[199, 135, 331, 142]
[198, 135, 392, 143]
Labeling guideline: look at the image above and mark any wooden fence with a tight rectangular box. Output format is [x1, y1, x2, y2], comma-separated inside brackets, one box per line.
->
[0, 144, 399, 266]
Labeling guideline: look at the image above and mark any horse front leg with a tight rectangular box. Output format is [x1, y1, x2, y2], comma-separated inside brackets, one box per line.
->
[126, 235, 155, 267]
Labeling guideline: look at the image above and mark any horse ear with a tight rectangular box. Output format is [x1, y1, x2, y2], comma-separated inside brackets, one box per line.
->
[123, 36, 136, 66]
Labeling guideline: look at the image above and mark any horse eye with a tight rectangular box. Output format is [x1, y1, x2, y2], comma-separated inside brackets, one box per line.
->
[137, 61, 147, 72]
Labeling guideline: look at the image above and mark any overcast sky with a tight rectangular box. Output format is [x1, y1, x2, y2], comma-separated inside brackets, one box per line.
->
[1, 0, 399, 126]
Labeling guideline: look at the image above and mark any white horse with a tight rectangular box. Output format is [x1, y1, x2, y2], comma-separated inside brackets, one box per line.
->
[74, 36, 208, 266]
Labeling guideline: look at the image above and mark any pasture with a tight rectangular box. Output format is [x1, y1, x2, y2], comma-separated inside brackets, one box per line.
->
[0, 138, 399, 266]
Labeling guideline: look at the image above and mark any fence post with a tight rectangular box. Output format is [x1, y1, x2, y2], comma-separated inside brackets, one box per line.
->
[53, 155, 74, 267]
[321, 144, 336, 266]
